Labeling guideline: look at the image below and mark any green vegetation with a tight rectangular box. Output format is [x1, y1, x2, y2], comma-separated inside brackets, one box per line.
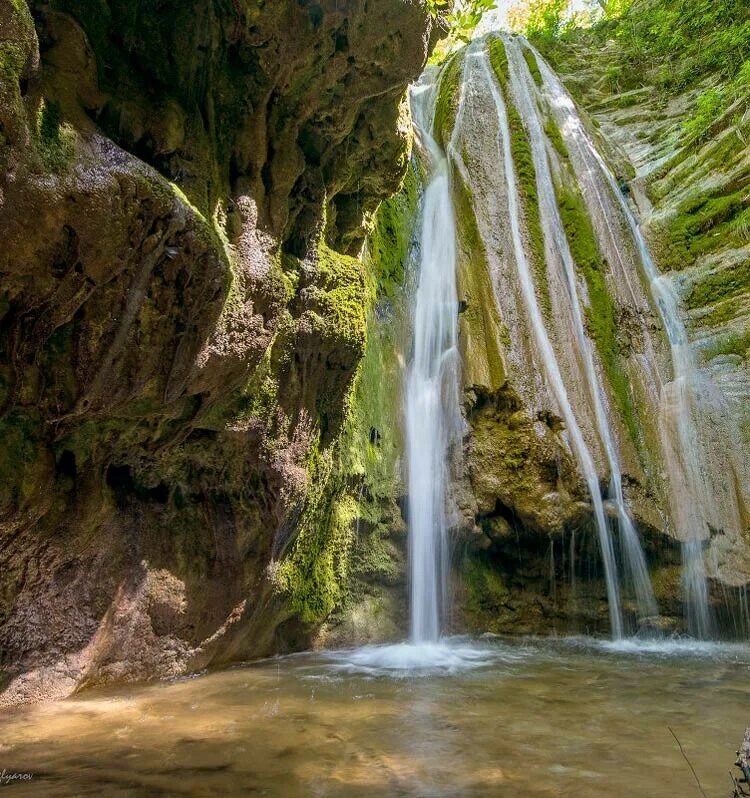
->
[34, 99, 75, 174]
[433, 50, 465, 147]
[274, 451, 356, 623]
[538, 0, 750, 91]
[463, 554, 510, 619]
[489, 36, 551, 318]
[686, 259, 750, 312]
[523, 47, 543, 88]
[453, 169, 508, 391]
[366, 165, 419, 298]
[701, 330, 750, 360]
[544, 115, 568, 160]
[556, 183, 641, 446]
[427, 0, 495, 48]
[598, 0, 750, 92]
[311, 242, 371, 352]
[653, 186, 750, 272]
[508, 0, 568, 48]
[272, 166, 419, 624]
[682, 89, 724, 145]
[536, 0, 750, 146]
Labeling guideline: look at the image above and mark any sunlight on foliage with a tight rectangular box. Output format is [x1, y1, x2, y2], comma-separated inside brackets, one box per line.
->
[427, 0, 495, 61]
[507, 0, 569, 45]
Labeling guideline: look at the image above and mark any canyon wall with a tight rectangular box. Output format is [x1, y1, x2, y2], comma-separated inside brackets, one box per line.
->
[0, 0, 436, 704]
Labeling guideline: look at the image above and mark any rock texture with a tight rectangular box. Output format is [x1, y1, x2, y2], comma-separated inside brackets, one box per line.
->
[540, 30, 750, 623]
[426, 34, 750, 637]
[0, 0, 437, 704]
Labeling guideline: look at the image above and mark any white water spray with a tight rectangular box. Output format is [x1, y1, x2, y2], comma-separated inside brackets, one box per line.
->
[406, 72, 463, 643]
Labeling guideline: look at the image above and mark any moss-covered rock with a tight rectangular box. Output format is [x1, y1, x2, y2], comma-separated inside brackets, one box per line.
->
[453, 170, 508, 392]
[488, 36, 550, 317]
[0, 0, 437, 705]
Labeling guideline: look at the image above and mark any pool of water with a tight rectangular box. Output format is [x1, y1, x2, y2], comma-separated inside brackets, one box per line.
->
[0, 636, 748, 796]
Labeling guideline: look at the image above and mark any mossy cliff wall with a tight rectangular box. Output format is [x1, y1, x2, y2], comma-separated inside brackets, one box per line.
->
[0, 0, 436, 704]
[535, 6, 750, 625]
[418, 33, 749, 638]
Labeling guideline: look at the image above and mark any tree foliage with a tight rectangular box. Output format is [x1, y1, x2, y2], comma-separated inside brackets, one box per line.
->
[507, 0, 569, 47]
[536, 0, 750, 146]
[604, 0, 750, 90]
[426, 0, 496, 44]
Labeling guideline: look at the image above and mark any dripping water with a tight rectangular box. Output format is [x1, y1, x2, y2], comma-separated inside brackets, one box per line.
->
[531, 44, 716, 636]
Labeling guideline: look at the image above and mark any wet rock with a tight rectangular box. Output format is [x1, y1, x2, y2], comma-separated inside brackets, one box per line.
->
[0, 0, 437, 704]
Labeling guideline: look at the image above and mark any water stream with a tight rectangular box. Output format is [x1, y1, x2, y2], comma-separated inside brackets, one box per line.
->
[406, 71, 463, 644]
[529, 43, 716, 636]
[504, 35, 658, 629]
[403, 32, 679, 642]
[475, 44, 627, 637]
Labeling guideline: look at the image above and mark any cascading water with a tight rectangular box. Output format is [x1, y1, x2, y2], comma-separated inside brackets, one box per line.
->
[394, 30, 737, 647]
[406, 71, 463, 643]
[475, 46, 626, 638]
[503, 36, 658, 629]
[529, 44, 716, 636]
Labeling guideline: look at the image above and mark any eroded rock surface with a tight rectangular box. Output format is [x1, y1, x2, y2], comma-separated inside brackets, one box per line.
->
[0, 0, 437, 704]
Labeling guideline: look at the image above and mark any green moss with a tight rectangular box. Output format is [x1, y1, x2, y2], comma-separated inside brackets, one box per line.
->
[0, 41, 26, 86]
[274, 450, 356, 624]
[686, 258, 750, 311]
[0, 0, 34, 169]
[34, 99, 75, 174]
[270, 164, 419, 622]
[556, 183, 641, 446]
[273, 262, 400, 622]
[701, 330, 750, 360]
[654, 186, 750, 271]
[682, 88, 725, 145]
[335, 176, 413, 523]
[544, 115, 569, 160]
[523, 46, 543, 87]
[693, 292, 749, 328]
[453, 169, 507, 390]
[463, 553, 510, 618]
[278, 162, 425, 622]
[647, 125, 746, 204]
[311, 242, 371, 351]
[488, 34, 509, 81]
[489, 36, 551, 318]
[433, 49, 465, 148]
[366, 164, 419, 299]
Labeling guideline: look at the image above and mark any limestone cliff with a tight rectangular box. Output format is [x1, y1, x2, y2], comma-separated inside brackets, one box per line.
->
[417, 31, 750, 638]
[0, 0, 437, 704]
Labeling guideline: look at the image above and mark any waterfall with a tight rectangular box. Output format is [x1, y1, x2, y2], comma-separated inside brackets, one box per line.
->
[475, 47, 625, 638]
[503, 37, 658, 628]
[529, 42, 716, 636]
[406, 71, 463, 643]
[399, 31, 738, 643]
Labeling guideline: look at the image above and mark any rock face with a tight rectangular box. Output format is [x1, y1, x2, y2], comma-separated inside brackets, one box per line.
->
[0, 0, 436, 704]
[537, 25, 750, 625]
[415, 33, 750, 638]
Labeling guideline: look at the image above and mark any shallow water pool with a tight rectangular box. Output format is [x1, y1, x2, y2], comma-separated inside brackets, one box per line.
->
[0, 636, 747, 796]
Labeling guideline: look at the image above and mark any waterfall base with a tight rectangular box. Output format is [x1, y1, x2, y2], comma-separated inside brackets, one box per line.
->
[323, 637, 515, 675]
